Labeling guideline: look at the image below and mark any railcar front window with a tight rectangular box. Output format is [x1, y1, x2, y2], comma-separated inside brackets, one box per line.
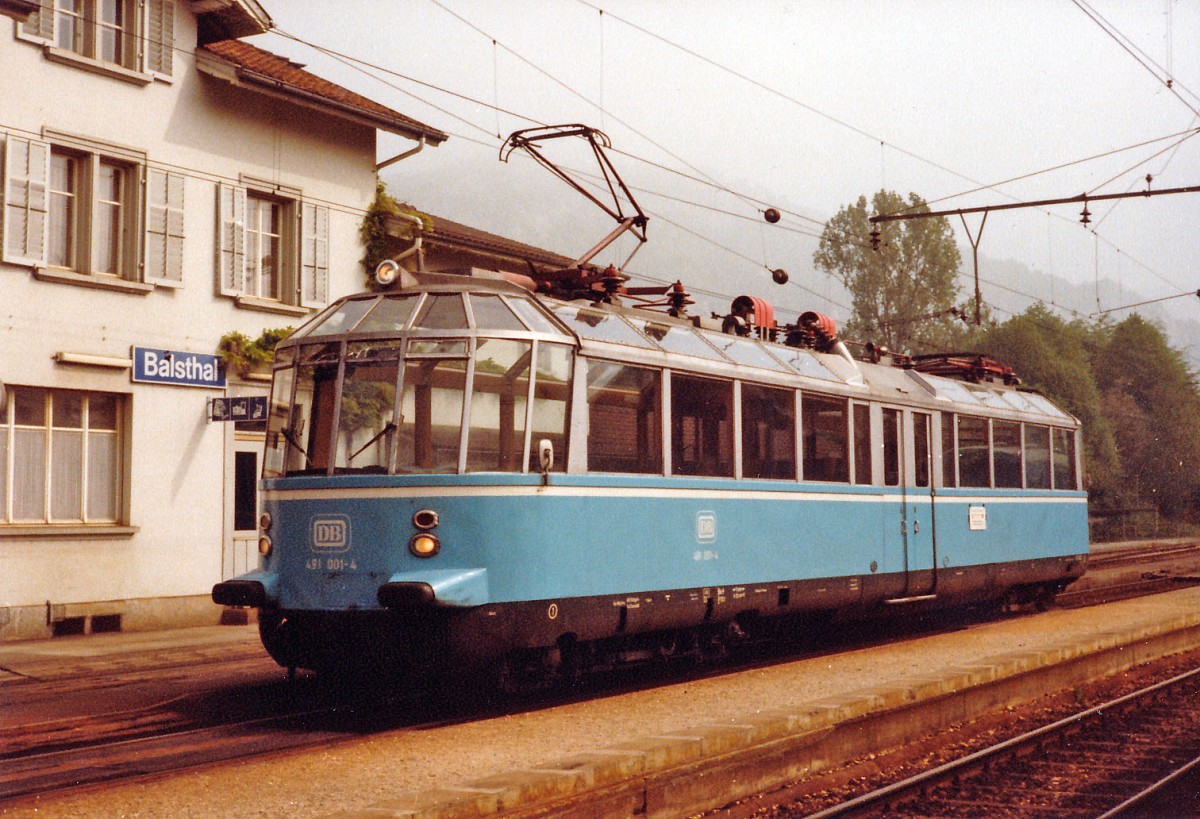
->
[396, 357, 467, 472]
[586, 361, 662, 474]
[413, 294, 468, 330]
[1025, 424, 1052, 489]
[1052, 428, 1077, 490]
[333, 342, 403, 474]
[353, 295, 419, 335]
[802, 394, 849, 483]
[291, 351, 341, 474]
[529, 343, 572, 472]
[469, 294, 526, 332]
[742, 384, 796, 479]
[466, 339, 531, 471]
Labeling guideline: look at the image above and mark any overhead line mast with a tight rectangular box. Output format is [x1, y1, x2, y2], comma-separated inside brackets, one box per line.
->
[868, 183, 1200, 325]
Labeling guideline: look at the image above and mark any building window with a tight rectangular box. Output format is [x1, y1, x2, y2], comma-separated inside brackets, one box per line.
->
[218, 183, 328, 311]
[54, 0, 131, 66]
[20, 0, 174, 78]
[45, 148, 134, 277]
[245, 194, 283, 300]
[1, 387, 124, 525]
[3, 135, 185, 287]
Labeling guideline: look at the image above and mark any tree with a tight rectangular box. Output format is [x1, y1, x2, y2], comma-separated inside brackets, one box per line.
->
[813, 190, 965, 353]
[1094, 315, 1200, 517]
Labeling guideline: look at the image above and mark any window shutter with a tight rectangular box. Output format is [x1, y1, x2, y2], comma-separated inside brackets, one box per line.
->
[217, 183, 246, 296]
[21, 0, 54, 42]
[299, 202, 329, 308]
[144, 168, 184, 286]
[144, 0, 174, 77]
[2, 136, 51, 267]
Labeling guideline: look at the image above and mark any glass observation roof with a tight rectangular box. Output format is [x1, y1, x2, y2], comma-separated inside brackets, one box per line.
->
[291, 291, 571, 340]
[921, 372, 1072, 420]
[551, 302, 847, 380]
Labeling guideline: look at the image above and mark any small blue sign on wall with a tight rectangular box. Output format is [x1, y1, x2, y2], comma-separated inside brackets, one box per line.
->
[132, 347, 226, 389]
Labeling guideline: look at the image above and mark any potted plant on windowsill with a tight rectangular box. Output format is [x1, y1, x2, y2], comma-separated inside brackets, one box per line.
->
[217, 327, 292, 382]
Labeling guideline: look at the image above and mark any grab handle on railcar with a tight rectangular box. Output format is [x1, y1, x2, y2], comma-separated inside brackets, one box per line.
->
[538, 439, 554, 485]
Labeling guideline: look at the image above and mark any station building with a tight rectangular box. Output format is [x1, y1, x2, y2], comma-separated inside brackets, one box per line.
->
[0, 0, 455, 640]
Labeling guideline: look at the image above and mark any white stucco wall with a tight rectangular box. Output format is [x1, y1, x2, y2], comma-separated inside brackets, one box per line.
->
[0, 7, 400, 635]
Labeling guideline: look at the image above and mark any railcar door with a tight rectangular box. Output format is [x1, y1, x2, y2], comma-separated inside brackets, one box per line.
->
[906, 411, 937, 597]
[883, 408, 937, 600]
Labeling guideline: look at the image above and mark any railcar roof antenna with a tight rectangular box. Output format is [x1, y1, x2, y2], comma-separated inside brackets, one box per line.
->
[501, 124, 648, 272]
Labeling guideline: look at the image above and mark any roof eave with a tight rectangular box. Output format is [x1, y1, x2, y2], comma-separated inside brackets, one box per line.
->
[196, 52, 448, 144]
[191, 0, 271, 43]
[0, 0, 39, 22]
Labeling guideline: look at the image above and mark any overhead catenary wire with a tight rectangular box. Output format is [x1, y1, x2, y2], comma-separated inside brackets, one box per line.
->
[270, 10, 1190, 327]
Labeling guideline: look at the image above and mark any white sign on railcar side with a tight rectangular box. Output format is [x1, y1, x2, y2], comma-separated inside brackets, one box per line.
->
[969, 504, 988, 531]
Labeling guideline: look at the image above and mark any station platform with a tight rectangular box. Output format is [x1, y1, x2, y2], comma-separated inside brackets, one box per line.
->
[6, 585, 1200, 818]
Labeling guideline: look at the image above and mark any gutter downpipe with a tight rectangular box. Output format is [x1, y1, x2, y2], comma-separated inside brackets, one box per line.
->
[376, 136, 426, 172]
[388, 210, 426, 272]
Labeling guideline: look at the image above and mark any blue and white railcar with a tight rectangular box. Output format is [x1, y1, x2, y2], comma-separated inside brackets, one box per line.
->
[213, 269, 1088, 676]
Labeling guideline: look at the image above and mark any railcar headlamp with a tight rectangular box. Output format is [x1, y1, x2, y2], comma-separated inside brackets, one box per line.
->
[259, 512, 272, 533]
[409, 533, 440, 558]
[257, 535, 273, 557]
[412, 509, 439, 530]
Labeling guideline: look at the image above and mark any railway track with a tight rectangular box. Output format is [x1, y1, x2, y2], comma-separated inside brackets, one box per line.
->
[792, 659, 1200, 818]
[5, 541, 1198, 807]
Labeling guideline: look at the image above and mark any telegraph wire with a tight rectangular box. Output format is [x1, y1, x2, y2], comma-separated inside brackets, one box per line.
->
[426, 0, 770, 222]
[1070, 0, 1200, 116]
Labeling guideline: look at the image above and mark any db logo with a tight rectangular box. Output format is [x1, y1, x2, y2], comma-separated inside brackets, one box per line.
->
[310, 515, 351, 553]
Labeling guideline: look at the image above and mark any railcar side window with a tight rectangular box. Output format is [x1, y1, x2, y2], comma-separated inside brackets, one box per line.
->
[993, 421, 1022, 488]
[913, 412, 931, 488]
[852, 403, 871, 485]
[1052, 428, 1077, 490]
[941, 412, 957, 488]
[528, 343, 572, 473]
[741, 384, 796, 479]
[802, 394, 849, 483]
[958, 415, 990, 488]
[269, 343, 342, 475]
[397, 357, 467, 472]
[1025, 424, 1052, 489]
[671, 374, 733, 477]
[586, 361, 663, 474]
[882, 408, 900, 486]
[264, 365, 295, 478]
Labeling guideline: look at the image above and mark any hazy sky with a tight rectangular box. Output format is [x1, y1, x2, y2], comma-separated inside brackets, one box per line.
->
[251, 1, 1199, 336]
